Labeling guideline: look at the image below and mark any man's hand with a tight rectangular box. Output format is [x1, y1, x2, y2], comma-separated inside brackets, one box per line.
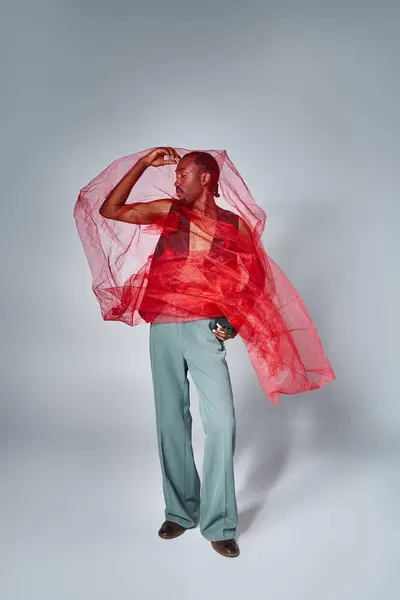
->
[212, 325, 237, 342]
[99, 147, 180, 221]
[143, 147, 181, 168]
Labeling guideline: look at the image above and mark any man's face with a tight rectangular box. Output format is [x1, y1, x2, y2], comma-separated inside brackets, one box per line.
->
[175, 157, 204, 203]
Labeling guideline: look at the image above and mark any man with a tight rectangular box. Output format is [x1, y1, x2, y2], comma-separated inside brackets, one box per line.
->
[99, 147, 247, 558]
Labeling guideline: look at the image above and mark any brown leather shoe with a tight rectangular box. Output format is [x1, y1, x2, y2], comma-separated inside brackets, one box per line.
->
[211, 539, 240, 558]
[158, 520, 187, 539]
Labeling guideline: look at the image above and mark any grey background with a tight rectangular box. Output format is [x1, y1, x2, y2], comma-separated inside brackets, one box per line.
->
[1, 1, 399, 598]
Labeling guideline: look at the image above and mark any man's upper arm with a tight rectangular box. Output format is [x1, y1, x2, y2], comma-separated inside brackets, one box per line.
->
[103, 199, 173, 224]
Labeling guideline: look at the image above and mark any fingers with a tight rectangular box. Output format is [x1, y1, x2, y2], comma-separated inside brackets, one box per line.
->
[212, 327, 233, 341]
[158, 147, 181, 164]
[147, 147, 181, 168]
[172, 148, 181, 161]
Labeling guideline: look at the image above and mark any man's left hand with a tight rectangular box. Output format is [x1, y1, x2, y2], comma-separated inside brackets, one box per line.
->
[212, 326, 237, 341]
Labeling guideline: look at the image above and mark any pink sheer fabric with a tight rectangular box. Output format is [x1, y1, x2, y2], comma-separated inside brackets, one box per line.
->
[74, 147, 335, 403]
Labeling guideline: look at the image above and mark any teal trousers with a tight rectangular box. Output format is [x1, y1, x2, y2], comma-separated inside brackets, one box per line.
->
[149, 318, 238, 541]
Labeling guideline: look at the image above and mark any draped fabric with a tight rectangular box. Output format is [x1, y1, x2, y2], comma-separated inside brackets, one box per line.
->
[74, 147, 335, 403]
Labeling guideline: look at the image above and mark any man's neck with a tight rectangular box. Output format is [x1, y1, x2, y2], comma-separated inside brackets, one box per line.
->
[190, 194, 217, 218]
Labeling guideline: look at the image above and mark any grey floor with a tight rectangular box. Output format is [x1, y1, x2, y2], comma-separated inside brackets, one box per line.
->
[2, 338, 398, 600]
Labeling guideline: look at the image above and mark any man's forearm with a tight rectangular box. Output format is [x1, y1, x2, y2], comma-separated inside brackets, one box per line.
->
[99, 156, 150, 217]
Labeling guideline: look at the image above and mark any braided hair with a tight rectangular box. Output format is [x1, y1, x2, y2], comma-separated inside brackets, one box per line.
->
[185, 151, 221, 198]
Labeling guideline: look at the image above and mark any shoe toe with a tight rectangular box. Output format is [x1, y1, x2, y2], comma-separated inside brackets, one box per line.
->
[158, 520, 186, 539]
[211, 539, 240, 558]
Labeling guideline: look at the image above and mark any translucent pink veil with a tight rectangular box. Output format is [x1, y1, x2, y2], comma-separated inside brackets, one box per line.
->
[74, 147, 335, 403]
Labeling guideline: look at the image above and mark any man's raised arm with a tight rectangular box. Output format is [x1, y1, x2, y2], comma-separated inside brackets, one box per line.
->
[99, 147, 180, 224]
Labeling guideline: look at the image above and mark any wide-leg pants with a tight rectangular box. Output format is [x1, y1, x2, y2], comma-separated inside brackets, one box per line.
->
[149, 318, 238, 542]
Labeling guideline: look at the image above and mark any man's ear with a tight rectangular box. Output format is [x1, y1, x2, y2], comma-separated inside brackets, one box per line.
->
[200, 172, 212, 187]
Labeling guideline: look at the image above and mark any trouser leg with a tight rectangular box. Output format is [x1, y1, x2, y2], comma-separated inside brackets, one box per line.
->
[184, 319, 238, 541]
[149, 322, 200, 528]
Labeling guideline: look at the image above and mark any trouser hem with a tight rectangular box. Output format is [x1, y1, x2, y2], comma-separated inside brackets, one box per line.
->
[201, 531, 237, 542]
[165, 514, 199, 529]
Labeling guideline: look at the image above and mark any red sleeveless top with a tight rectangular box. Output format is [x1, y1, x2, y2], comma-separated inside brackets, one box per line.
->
[138, 200, 240, 322]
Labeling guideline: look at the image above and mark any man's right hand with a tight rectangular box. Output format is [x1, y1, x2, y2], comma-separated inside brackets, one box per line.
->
[143, 147, 181, 168]
[100, 147, 180, 223]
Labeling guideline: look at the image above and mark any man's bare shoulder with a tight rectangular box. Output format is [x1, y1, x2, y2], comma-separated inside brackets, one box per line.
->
[237, 215, 252, 238]
[218, 207, 252, 239]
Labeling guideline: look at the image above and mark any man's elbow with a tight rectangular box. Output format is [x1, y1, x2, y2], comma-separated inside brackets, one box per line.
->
[99, 205, 112, 219]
